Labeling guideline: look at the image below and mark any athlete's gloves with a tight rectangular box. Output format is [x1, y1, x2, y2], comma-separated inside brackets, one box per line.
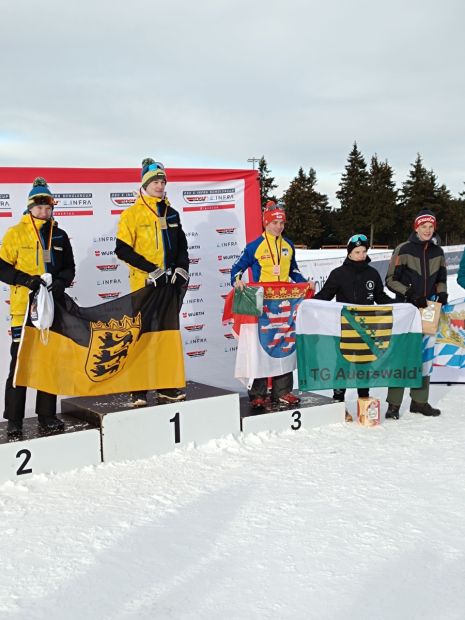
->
[412, 296, 428, 308]
[23, 275, 45, 292]
[405, 287, 427, 308]
[171, 267, 189, 285]
[147, 268, 166, 286]
[50, 278, 66, 297]
[436, 292, 448, 305]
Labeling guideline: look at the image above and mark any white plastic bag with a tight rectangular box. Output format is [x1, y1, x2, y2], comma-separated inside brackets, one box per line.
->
[29, 273, 54, 343]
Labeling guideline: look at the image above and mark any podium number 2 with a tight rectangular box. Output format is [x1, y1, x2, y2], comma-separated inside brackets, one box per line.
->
[16, 449, 33, 476]
[291, 411, 302, 431]
[170, 412, 181, 444]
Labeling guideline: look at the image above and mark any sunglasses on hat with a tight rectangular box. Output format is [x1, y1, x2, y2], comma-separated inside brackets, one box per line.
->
[146, 162, 165, 172]
[348, 234, 368, 244]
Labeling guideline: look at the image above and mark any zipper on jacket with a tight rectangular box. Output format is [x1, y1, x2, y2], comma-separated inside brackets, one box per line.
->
[36, 241, 39, 266]
[423, 243, 428, 296]
[154, 221, 158, 249]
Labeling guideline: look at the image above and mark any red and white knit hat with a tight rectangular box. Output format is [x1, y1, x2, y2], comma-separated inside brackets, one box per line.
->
[263, 200, 286, 226]
[414, 209, 436, 230]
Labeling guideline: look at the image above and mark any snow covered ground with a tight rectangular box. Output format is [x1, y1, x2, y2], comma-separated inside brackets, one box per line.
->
[2, 381, 465, 620]
[2, 279, 465, 619]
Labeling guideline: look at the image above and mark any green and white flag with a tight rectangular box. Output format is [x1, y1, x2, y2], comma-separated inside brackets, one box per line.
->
[296, 300, 423, 391]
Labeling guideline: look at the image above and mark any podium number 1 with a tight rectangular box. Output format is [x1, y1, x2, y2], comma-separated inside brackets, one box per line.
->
[170, 412, 181, 444]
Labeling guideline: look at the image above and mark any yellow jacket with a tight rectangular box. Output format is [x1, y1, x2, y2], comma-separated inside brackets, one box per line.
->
[0, 214, 75, 327]
[115, 194, 189, 292]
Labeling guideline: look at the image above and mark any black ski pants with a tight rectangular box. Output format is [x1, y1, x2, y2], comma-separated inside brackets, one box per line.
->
[3, 338, 56, 425]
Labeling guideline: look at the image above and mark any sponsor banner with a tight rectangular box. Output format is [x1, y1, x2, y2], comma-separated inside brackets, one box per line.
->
[0, 193, 12, 217]
[296, 299, 423, 390]
[0, 167, 261, 395]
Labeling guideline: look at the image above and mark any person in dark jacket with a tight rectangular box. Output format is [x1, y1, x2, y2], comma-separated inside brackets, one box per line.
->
[314, 233, 394, 419]
[384, 209, 448, 419]
[0, 177, 75, 438]
[115, 158, 189, 406]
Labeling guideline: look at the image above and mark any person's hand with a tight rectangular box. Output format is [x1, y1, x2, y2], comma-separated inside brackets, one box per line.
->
[412, 296, 428, 308]
[234, 279, 245, 291]
[24, 275, 44, 292]
[405, 288, 427, 308]
[147, 268, 166, 286]
[307, 280, 315, 290]
[50, 279, 66, 297]
[170, 267, 189, 285]
[436, 292, 448, 305]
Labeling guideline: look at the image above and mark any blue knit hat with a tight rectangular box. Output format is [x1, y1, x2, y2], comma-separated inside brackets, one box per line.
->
[141, 158, 167, 188]
[27, 177, 54, 209]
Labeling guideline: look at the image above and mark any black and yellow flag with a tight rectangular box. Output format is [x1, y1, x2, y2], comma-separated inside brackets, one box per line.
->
[15, 285, 185, 396]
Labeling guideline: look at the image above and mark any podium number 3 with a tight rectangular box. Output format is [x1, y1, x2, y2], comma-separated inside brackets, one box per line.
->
[170, 412, 181, 444]
[291, 411, 302, 431]
[16, 449, 32, 476]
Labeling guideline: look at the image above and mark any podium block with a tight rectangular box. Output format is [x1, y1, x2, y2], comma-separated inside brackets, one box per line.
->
[241, 392, 345, 434]
[61, 382, 241, 463]
[0, 415, 101, 484]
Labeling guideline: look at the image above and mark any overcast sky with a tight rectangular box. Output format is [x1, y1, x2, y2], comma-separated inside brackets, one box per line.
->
[1, 0, 464, 204]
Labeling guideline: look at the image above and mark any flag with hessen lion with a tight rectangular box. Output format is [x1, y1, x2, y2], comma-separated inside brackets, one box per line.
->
[14, 285, 185, 396]
[296, 299, 423, 391]
[223, 282, 312, 382]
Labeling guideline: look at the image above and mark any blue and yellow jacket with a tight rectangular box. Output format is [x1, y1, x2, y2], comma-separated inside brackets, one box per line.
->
[230, 233, 306, 284]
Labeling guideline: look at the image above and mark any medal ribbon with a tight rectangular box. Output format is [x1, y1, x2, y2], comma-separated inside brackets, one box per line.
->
[140, 191, 168, 220]
[29, 214, 53, 257]
[264, 232, 282, 278]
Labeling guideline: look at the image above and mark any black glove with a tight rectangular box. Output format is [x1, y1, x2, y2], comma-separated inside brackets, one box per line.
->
[436, 292, 448, 305]
[405, 288, 427, 308]
[146, 268, 167, 287]
[412, 296, 428, 308]
[171, 267, 189, 286]
[50, 278, 66, 297]
[23, 275, 44, 292]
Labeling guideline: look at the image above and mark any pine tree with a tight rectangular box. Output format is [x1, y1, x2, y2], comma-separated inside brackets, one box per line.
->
[367, 155, 397, 246]
[282, 167, 326, 248]
[258, 156, 278, 209]
[397, 154, 439, 239]
[335, 143, 371, 242]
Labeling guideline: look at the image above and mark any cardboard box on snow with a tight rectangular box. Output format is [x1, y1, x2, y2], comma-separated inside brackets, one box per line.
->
[357, 397, 381, 427]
